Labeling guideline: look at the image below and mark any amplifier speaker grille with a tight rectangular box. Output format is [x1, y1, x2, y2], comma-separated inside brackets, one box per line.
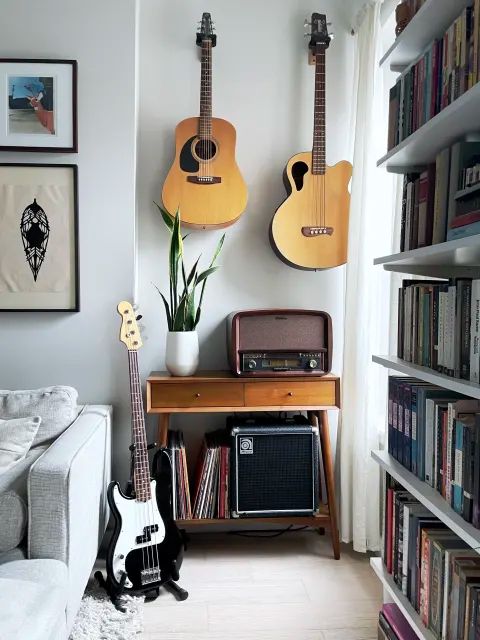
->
[230, 418, 320, 517]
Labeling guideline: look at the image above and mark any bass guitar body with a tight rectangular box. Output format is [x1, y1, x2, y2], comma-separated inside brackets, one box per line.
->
[107, 479, 167, 592]
[162, 117, 247, 229]
[270, 152, 352, 270]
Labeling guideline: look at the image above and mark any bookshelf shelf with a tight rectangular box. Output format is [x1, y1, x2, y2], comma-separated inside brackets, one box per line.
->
[455, 183, 480, 200]
[379, 0, 471, 72]
[371, 450, 480, 549]
[372, 355, 480, 399]
[377, 83, 480, 173]
[370, 558, 436, 640]
[373, 236, 480, 278]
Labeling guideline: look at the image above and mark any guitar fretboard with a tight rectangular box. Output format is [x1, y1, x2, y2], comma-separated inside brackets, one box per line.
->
[199, 39, 212, 139]
[312, 48, 326, 175]
[128, 350, 151, 502]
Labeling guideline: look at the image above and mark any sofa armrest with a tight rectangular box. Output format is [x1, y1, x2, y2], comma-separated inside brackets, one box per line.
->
[27, 404, 111, 628]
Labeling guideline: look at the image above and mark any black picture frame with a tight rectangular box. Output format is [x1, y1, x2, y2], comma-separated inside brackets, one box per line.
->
[0, 163, 79, 312]
[0, 59, 77, 153]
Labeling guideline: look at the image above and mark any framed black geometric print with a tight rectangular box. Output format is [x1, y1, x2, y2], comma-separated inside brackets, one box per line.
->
[0, 164, 79, 311]
[0, 59, 77, 152]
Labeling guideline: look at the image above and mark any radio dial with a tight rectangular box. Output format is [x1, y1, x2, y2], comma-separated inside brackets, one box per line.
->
[248, 359, 257, 369]
[309, 359, 318, 369]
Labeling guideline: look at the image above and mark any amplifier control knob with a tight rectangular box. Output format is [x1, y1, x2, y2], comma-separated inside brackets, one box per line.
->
[309, 359, 318, 369]
[248, 359, 257, 369]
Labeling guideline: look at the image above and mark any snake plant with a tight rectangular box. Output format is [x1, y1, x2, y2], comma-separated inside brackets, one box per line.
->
[154, 205, 224, 331]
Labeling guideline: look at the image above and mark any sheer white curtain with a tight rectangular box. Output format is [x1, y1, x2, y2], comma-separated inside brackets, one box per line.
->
[339, 0, 399, 552]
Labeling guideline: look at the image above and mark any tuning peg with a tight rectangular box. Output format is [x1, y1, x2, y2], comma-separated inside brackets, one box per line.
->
[329, 33, 335, 40]
[136, 314, 143, 321]
[304, 19, 311, 27]
[132, 303, 139, 311]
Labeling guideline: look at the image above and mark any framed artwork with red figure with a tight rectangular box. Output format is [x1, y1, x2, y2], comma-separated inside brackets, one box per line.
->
[0, 59, 77, 152]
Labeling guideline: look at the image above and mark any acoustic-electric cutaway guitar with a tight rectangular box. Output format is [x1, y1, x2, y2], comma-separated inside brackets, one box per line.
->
[270, 14, 352, 270]
[162, 12, 247, 230]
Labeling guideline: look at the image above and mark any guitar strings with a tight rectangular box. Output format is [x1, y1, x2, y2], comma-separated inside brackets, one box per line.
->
[133, 350, 161, 580]
[129, 351, 148, 578]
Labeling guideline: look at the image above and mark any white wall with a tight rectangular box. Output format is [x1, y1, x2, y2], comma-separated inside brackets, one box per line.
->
[0, 0, 137, 481]
[137, 0, 357, 465]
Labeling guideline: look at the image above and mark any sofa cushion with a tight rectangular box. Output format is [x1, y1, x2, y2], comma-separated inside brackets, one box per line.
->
[0, 546, 26, 565]
[0, 491, 27, 553]
[0, 559, 67, 640]
[0, 445, 47, 502]
[0, 386, 78, 446]
[0, 416, 41, 473]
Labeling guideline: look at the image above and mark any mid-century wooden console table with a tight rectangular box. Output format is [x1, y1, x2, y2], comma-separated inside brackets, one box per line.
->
[146, 371, 341, 559]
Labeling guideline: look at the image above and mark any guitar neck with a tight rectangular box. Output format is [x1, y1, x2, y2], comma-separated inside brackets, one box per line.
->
[128, 350, 151, 502]
[199, 39, 213, 139]
[312, 48, 326, 175]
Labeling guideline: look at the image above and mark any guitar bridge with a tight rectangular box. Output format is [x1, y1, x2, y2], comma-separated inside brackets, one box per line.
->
[140, 567, 161, 586]
[301, 226, 334, 237]
[186, 176, 222, 184]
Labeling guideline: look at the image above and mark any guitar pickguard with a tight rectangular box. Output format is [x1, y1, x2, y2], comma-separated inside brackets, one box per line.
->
[179, 136, 199, 173]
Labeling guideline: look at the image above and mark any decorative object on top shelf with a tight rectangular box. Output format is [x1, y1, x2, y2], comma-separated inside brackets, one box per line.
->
[154, 206, 224, 376]
[395, 2, 412, 37]
[0, 59, 77, 152]
[269, 12, 352, 270]
[0, 163, 79, 312]
[161, 12, 247, 230]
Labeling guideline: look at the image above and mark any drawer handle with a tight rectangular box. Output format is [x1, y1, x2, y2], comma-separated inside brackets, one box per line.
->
[288, 392, 294, 397]
[195, 393, 201, 398]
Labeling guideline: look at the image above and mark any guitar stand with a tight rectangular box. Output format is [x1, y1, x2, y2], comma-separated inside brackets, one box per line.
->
[94, 570, 189, 613]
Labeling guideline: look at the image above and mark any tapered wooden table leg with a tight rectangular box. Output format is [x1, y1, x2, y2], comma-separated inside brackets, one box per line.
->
[318, 409, 340, 559]
[158, 414, 170, 448]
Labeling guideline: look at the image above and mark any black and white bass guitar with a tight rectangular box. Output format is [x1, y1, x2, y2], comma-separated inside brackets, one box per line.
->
[99, 301, 187, 606]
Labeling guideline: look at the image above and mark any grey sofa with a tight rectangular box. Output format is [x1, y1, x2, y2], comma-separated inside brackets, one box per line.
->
[0, 387, 111, 640]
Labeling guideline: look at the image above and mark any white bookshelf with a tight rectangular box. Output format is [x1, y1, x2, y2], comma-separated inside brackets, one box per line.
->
[372, 1, 480, 631]
[370, 558, 436, 640]
[372, 355, 480, 399]
[374, 236, 480, 279]
[377, 82, 480, 172]
[372, 450, 480, 549]
[380, 0, 471, 71]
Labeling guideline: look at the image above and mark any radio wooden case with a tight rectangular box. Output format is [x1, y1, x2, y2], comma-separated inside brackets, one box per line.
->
[227, 309, 332, 377]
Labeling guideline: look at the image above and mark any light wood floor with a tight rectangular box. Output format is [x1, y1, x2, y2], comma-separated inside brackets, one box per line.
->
[142, 531, 382, 640]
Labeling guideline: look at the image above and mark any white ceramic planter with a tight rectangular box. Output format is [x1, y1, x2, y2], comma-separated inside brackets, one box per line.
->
[165, 331, 199, 377]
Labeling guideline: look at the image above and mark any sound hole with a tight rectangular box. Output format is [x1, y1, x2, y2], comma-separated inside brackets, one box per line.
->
[291, 161, 309, 191]
[194, 139, 217, 161]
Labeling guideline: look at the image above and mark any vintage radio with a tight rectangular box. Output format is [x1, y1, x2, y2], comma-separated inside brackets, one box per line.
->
[227, 309, 332, 376]
[229, 415, 320, 518]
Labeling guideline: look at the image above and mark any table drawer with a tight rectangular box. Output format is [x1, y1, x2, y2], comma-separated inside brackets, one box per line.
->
[244, 380, 336, 407]
[150, 382, 244, 408]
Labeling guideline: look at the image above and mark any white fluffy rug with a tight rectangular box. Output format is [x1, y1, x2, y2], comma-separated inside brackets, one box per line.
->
[69, 577, 144, 640]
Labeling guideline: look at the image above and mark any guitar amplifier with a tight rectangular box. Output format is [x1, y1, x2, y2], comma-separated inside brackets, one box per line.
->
[229, 416, 320, 518]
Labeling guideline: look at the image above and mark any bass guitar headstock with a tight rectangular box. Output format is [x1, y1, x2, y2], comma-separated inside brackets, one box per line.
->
[196, 12, 217, 47]
[118, 301, 143, 351]
[305, 13, 331, 56]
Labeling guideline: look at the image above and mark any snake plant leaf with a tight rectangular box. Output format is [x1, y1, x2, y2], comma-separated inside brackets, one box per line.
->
[154, 202, 174, 232]
[195, 265, 219, 285]
[153, 284, 172, 331]
[169, 211, 183, 316]
[209, 233, 225, 267]
[187, 255, 201, 287]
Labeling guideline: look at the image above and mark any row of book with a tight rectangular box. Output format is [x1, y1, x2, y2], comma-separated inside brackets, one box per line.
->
[191, 429, 230, 519]
[388, 376, 480, 528]
[400, 141, 480, 250]
[383, 476, 480, 639]
[397, 279, 480, 382]
[167, 430, 192, 520]
[378, 603, 416, 640]
[388, 4, 480, 151]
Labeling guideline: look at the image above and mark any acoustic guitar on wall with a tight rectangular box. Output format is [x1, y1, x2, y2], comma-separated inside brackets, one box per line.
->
[162, 12, 248, 230]
[270, 13, 352, 270]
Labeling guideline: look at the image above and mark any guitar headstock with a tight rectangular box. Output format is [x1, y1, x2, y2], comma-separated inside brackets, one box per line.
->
[306, 13, 331, 55]
[118, 301, 143, 351]
[196, 12, 217, 47]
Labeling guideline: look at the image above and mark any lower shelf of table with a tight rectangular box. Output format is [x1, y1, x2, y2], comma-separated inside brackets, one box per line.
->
[176, 511, 330, 527]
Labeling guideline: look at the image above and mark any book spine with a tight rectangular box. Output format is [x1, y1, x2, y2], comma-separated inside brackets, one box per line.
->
[462, 282, 472, 380]
[471, 280, 480, 384]
[454, 420, 464, 514]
